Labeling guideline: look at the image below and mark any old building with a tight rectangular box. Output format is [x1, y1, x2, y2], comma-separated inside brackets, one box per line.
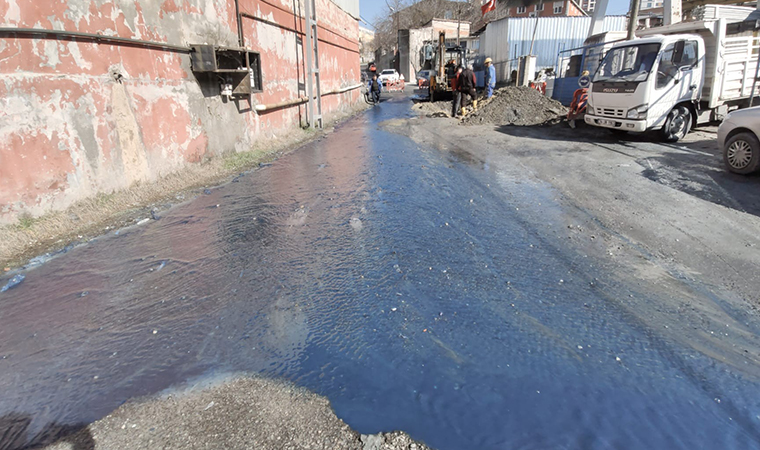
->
[359, 25, 375, 66]
[397, 18, 471, 81]
[507, 0, 588, 18]
[0, 0, 362, 224]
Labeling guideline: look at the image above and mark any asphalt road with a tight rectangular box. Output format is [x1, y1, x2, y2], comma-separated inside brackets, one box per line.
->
[2, 94, 760, 450]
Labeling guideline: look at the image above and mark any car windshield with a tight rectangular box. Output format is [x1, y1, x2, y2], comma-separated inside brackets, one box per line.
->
[381, 70, 395, 75]
[593, 43, 660, 83]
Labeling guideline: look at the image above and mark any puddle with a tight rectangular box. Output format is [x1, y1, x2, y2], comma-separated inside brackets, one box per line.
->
[1, 99, 760, 449]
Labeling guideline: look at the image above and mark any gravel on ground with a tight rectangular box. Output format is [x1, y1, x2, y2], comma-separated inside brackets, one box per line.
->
[44, 375, 433, 450]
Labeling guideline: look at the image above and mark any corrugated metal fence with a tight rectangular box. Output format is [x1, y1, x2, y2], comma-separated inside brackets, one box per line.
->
[481, 16, 628, 82]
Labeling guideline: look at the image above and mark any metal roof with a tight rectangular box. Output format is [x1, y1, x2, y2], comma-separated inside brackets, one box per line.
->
[481, 16, 629, 77]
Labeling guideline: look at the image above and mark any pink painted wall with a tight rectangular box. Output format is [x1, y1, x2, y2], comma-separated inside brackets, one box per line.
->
[0, 0, 361, 223]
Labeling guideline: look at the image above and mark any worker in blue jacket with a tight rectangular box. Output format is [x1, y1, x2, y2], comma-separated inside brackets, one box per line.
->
[484, 57, 496, 98]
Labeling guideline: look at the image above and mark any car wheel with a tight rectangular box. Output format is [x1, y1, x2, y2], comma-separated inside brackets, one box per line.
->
[723, 131, 760, 174]
[660, 105, 691, 142]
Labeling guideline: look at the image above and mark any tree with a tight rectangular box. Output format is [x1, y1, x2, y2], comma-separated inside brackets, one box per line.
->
[371, 0, 481, 53]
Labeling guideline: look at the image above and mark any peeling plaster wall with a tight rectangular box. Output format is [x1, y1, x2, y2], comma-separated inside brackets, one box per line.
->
[0, 0, 361, 223]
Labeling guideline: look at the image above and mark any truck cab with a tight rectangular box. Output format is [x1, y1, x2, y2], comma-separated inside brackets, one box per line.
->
[585, 34, 705, 141]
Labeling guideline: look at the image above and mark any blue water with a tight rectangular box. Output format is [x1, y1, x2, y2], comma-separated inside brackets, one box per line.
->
[1, 98, 760, 449]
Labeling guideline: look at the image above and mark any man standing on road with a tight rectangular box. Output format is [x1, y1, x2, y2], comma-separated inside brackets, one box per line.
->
[451, 65, 463, 117]
[484, 57, 496, 98]
[368, 73, 382, 103]
[459, 64, 477, 115]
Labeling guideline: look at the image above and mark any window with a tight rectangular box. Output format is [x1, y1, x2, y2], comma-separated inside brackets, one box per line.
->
[529, 11, 537, 17]
[536, 3, 544, 10]
[554, 1, 564, 13]
[594, 43, 660, 83]
[680, 40, 698, 67]
[656, 40, 698, 89]
[656, 43, 677, 89]
[517, 6, 526, 14]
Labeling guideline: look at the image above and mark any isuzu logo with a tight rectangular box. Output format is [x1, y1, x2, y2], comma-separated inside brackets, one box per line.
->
[594, 83, 638, 94]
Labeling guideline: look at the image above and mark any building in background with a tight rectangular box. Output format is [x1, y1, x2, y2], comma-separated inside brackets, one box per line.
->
[359, 25, 375, 66]
[638, 0, 665, 28]
[0, 0, 362, 224]
[397, 18, 471, 81]
[479, 15, 627, 83]
[507, 0, 588, 18]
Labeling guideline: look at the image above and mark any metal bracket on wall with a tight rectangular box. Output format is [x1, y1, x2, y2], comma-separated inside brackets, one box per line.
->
[303, 0, 323, 129]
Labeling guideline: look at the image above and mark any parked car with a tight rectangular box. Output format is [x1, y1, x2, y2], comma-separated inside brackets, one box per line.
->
[416, 69, 436, 87]
[378, 69, 400, 85]
[718, 106, 760, 174]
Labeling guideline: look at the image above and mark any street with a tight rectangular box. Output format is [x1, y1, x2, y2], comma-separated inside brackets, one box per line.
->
[3, 93, 760, 449]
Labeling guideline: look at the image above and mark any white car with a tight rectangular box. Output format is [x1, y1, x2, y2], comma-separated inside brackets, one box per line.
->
[718, 106, 760, 174]
[378, 69, 400, 85]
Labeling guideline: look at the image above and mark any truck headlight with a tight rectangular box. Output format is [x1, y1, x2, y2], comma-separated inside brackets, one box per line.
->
[627, 104, 648, 120]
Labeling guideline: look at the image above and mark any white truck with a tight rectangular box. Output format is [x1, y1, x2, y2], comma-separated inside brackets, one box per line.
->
[585, 11, 760, 141]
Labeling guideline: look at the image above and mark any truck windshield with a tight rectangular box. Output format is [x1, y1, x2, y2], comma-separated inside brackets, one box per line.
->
[593, 43, 661, 83]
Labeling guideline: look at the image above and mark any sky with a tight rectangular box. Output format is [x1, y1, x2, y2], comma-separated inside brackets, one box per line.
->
[358, 0, 631, 27]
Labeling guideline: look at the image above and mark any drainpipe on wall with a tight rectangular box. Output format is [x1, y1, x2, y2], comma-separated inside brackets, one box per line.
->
[234, 0, 244, 47]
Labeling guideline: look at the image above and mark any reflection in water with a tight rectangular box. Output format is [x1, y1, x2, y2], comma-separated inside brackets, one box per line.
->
[1, 99, 760, 449]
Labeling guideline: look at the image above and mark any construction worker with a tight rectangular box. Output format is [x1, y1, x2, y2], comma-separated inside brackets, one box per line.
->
[484, 57, 496, 98]
[459, 64, 477, 115]
[451, 65, 463, 117]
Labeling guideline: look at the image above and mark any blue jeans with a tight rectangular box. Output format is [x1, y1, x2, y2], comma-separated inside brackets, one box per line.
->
[486, 84, 494, 98]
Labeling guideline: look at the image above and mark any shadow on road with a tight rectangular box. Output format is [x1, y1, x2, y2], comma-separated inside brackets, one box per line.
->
[494, 123, 760, 218]
[0, 413, 94, 450]
[640, 137, 760, 217]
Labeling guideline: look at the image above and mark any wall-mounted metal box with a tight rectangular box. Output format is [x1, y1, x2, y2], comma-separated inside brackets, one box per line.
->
[190, 45, 263, 95]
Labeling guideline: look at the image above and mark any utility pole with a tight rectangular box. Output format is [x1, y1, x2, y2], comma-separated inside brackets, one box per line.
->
[456, 4, 461, 46]
[626, 0, 641, 40]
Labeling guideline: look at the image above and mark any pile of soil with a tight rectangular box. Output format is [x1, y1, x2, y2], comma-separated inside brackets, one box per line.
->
[462, 86, 567, 126]
[413, 100, 451, 117]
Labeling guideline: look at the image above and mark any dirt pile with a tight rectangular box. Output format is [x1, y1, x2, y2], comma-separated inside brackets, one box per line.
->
[44, 376, 435, 450]
[413, 100, 451, 117]
[462, 86, 567, 126]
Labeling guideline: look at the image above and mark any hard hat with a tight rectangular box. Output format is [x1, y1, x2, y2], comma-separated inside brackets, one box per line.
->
[484, 57, 493, 64]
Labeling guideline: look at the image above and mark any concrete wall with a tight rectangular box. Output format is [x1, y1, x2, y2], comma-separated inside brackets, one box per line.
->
[0, 0, 361, 224]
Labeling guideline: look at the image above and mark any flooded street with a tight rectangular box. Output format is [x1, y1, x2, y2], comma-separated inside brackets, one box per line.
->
[3, 97, 760, 449]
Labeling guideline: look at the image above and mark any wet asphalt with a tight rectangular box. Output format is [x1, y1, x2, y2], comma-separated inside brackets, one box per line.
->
[2, 97, 760, 450]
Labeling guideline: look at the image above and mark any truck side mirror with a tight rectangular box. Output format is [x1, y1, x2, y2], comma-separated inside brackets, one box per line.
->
[674, 69, 682, 85]
[673, 41, 685, 64]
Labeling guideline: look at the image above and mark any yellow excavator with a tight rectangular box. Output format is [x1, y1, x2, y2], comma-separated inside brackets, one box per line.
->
[428, 32, 464, 102]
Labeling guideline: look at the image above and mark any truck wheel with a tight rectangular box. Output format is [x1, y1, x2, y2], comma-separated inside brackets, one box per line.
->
[660, 106, 691, 142]
[723, 131, 760, 174]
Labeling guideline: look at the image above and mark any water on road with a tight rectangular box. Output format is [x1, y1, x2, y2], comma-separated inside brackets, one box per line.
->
[2, 98, 760, 449]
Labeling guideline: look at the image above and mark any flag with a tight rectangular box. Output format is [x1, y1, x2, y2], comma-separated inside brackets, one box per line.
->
[481, 0, 496, 15]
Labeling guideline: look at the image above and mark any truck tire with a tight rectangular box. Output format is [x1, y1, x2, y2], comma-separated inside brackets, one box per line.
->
[660, 105, 691, 142]
[723, 131, 760, 174]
